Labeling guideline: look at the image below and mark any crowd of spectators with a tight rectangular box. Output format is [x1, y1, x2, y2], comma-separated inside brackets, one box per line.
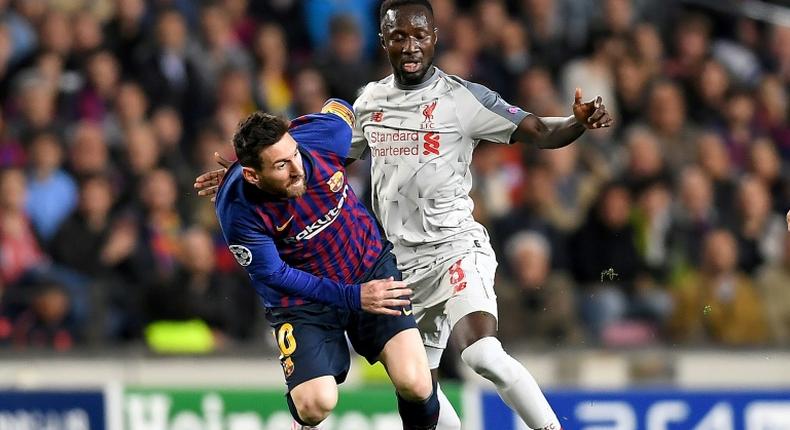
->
[0, 0, 789, 352]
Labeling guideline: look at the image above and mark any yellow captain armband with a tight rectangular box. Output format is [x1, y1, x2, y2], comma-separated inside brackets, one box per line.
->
[321, 99, 355, 127]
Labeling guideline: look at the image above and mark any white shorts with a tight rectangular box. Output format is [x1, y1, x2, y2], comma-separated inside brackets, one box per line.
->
[403, 249, 499, 367]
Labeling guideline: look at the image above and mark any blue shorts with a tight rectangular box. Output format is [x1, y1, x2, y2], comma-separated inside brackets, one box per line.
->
[265, 244, 417, 391]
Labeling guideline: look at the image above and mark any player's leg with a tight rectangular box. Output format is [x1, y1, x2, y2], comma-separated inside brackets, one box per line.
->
[425, 343, 462, 429]
[377, 327, 440, 429]
[447, 253, 561, 430]
[288, 376, 338, 426]
[266, 304, 352, 428]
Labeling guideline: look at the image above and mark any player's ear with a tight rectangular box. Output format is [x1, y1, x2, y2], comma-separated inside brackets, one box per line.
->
[379, 32, 386, 49]
[241, 167, 260, 186]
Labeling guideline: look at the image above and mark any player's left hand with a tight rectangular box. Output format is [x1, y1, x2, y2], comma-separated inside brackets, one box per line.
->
[573, 88, 613, 129]
[194, 152, 233, 201]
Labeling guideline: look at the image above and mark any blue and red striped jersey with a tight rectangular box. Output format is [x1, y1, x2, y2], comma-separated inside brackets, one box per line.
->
[215, 99, 383, 309]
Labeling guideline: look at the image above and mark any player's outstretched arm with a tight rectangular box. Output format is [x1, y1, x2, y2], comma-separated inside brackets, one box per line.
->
[193, 152, 233, 201]
[513, 88, 613, 149]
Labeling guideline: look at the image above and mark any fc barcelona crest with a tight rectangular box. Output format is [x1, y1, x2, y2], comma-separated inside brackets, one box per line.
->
[282, 356, 295, 378]
[327, 171, 344, 193]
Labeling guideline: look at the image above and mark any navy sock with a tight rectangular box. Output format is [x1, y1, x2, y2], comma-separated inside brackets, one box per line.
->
[396, 379, 440, 430]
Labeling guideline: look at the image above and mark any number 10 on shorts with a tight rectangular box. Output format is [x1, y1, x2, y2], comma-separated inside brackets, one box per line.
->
[277, 323, 297, 357]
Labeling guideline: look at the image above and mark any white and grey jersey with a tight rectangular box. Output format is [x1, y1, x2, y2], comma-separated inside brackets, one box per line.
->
[351, 68, 530, 270]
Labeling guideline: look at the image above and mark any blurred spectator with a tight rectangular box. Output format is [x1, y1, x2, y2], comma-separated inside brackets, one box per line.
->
[145, 226, 257, 343]
[696, 131, 737, 215]
[755, 75, 790, 159]
[614, 53, 650, 129]
[630, 23, 664, 78]
[688, 59, 730, 126]
[665, 13, 711, 85]
[768, 24, 790, 83]
[731, 176, 786, 274]
[3, 280, 75, 350]
[519, 0, 571, 73]
[103, 0, 146, 73]
[618, 126, 672, 191]
[71, 10, 103, 67]
[24, 131, 78, 242]
[130, 169, 185, 287]
[540, 144, 605, 233]
[252, 24, 292, 116]
[570, 182, 648, 339]
[748, 137, 789, 213]
[67, 120, 114, 180]
[668, 166, 722, 271]
[0, 0, 37, 68]
[120, 123, 160, 206]
[8, 75, 62, 141]
[756, 233, 790, 345]
[291, 67, 329, 117]
[517, 66, 563, 117]
[136, 9, 204, 126]
[645, 80, 698, 169]
[196, 2, 252, 96]
[108, 80, 148, 145]
[77, 50, 121, 124]
[221, 0, 256, 49]
[669, 229, 767, 345]
[498, 231, 580, 344]
[49, 175, 115, 278]
[0, 168, 46, 286]
[303, 0, 379, 55]
[719, 89, 761, 170]
[632, 180, 673, 279]
[0, 113, 24, 167]
[316, 15, 373, 103]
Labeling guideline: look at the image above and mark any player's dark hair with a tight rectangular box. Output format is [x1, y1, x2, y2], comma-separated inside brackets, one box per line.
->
[232, 112, 289, 169]
[379, 0, 433, 25]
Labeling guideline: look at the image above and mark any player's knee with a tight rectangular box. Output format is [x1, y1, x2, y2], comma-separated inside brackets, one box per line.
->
[461, 337, 514, 386]
[292, 389, 337, 425]
[394, 367, 433, 401]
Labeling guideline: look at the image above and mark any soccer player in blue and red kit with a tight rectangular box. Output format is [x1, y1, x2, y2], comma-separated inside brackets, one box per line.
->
[211, 99, 440, 430]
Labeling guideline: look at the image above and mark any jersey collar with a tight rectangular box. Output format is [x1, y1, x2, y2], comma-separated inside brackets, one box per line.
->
[393, 66, 441, 90]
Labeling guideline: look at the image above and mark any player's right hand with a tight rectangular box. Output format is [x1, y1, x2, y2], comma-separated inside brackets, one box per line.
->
[193, 152, 233, 201]
[360, 277, 412, 316]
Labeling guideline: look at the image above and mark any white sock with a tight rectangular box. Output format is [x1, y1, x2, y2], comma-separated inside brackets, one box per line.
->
[461, 337, 559, 430]
[436, 382, 462, 429]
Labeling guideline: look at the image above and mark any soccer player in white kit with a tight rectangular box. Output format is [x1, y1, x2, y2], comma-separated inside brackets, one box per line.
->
[350, 1, 613, 429]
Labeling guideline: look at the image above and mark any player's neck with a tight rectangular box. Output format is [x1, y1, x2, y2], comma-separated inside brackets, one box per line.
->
[394, 66, 437, 90]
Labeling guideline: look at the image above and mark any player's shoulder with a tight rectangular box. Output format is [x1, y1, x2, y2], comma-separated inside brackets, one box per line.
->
[354, 76, 395, 104]
[441, 72, 493, 97]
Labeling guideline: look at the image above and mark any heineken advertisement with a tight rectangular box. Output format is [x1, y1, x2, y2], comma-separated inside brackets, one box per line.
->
[123, 385, 462, 430]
